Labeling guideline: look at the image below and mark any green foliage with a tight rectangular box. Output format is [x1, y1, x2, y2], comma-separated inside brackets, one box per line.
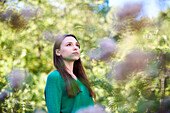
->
[0, 0, 170, 113]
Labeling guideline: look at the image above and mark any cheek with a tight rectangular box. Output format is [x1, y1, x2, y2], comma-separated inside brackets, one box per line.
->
[60, 48, 70, 56]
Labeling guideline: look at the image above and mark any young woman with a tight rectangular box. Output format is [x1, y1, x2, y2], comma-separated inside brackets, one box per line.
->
[44, 34, 96, 113]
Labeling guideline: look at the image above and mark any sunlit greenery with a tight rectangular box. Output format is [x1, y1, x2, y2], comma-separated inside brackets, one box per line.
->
[0, 0, 169, 113]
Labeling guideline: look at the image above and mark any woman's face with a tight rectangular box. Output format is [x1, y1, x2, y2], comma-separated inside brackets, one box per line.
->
[58, 36, 80, 61]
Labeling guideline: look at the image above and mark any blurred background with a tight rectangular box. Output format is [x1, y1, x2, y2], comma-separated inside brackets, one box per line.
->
[0, 0, 170, 112]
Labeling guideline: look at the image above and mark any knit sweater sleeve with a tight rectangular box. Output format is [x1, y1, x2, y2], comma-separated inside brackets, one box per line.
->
[45, 71, 62, 113]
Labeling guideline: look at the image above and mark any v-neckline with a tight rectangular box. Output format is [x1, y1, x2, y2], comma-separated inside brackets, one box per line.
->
[74, 78, 78, 81]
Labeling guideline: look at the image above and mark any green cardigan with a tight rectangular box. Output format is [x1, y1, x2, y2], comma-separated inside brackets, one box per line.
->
[44, 71, 94, 113]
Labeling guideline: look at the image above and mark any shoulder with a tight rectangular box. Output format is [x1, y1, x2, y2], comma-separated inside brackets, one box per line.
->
[45, 70, 64, 91]
[47, 70, 62, 81]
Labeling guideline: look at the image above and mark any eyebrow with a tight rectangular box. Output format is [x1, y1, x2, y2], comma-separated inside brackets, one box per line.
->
[66, 42, 79, 44]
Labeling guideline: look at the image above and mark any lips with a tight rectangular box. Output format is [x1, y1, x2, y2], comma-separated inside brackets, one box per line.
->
[72, 52, 79, 54]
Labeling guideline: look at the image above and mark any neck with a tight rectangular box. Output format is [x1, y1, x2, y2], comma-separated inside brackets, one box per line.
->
[63, 60, 74, 74]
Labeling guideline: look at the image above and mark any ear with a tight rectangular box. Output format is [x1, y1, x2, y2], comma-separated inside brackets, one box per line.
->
[55, 49, 61, 56]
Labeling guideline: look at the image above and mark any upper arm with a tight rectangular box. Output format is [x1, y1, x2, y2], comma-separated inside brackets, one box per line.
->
[45, 71, 62, 113]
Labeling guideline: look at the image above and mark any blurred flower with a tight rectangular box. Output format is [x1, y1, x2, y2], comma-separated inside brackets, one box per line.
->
[0, 9, 13, 22]
[0, 11, 3, 21]
[0, 8, 35, 26]
[41, 31, 64, 43]
[21, 9, 37, 20]
[91, 38, 116, 61]
[125, 50, 152, 71]
[76, 105, 106, 113]
[3, 9, 13, 21]
[34, 109, 46, 113]
[100, 38, 116, 61]
[131, 19, 149, 32]
[114, 2, 149, 33]
[114, 17, 152, 33]
[114, 62, 132, 80]
[114, 49, 153, 80]
[90, 48, 101, 60]
[0, 92, 9, 104]
[10, 12, 28, 30]
[117, 2, 143, 20]
[113, 22, 127, 33]
[9, 69, 26, 90]
[41, 31, 55, 42]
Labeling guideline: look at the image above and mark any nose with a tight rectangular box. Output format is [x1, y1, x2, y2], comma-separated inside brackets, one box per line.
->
[73, 44, 78, 50]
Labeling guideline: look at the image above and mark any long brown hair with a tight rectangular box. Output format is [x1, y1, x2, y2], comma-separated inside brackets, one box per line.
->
[53, 34, 96, 98]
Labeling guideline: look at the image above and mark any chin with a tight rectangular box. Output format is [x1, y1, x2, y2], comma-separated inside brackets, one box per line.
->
[73, 58, 80, 61]
[72, 56, 80, 61]
[64, 57, 80, 62]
